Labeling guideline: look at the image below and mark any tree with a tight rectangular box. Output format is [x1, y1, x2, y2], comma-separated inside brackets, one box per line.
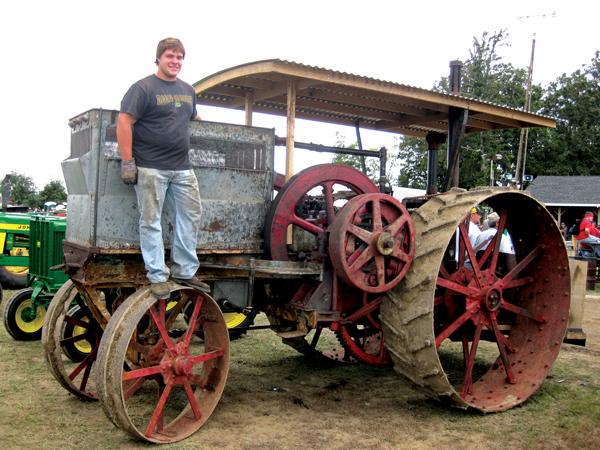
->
[38, 180, 67, 207]
[394, 30, 539, 189]
[7, 172, 38, 208]
[527, 51, 600, 176]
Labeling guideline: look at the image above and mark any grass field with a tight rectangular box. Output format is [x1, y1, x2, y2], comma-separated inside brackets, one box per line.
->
[0, 289, 599, 450]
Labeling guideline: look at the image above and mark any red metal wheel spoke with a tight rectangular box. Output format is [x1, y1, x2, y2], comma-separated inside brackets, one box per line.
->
[500, 245, 543, 285]
[60, 333, 91, 346]
[434, 295, 446, 306]
[122, 365, 163, 381]
[375, 254, 385, 286]
[290, 214, 324, 235]
[189, 349, 225, 365]
[500, 299, 546, 323]
[149, 301, 174, 351]
[322, 181, 336, 226]
[123, 378, 147, 400]
[387, 214, 409, 235]
[439, 265, 451, 280]
[183, 381, 202, 420]
[371, 198, 383, 232]
[183, 295, 204, 347]
[461, 315, 483, 397]
[64, 315, 89, 329]
[436, 277, 478, 297]
[145, 382, 173, 437]
[390, 245, 410, 263]
[345, 297, 383, 322]
[489, 314, 516, 384]
[79, 352, 94, 392]
[349, 245, 375, 273]
[501, 277, 533, 289]
[347, 222, 372, 243]
[69, 348, 96, 381]
[458, 221, 483, 287]
[435, 302, 480, 348]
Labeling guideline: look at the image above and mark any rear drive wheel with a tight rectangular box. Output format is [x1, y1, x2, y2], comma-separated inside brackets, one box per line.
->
[382, 189, 570, 412]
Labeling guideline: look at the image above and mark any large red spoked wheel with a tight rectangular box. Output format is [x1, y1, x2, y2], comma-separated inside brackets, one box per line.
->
[329, 193, 414, 293]
[96, 284, 229, 443]
[42, 280, 102, 400]
[265, 164, 379, 261]
[382, 189, 570, 412]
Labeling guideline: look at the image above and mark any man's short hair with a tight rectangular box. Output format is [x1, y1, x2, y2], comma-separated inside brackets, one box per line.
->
[156, 37, 185, 63]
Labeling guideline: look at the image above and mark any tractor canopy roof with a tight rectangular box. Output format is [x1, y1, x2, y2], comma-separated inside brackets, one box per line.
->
[194, 59, 555, 138]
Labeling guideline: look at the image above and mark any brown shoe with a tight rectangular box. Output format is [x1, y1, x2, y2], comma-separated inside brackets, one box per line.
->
[150, 281, 170, 298]
[171, 276, 210, 292]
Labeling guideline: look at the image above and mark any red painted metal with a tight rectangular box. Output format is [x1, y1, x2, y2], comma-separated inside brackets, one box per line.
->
[434, 205, 563, 406]
[112, 292, 229, 442]
[329, 193, 415, 293]
[265, 164, 379, 261]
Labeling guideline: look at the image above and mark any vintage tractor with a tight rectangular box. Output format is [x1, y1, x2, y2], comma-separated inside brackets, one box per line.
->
[42, 60, 570, 443]
[3, 215, 69, 340]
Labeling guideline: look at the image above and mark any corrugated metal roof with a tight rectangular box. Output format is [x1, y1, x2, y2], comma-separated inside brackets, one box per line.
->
[527, 176, 600, 206]
[194, 59, 556, 138]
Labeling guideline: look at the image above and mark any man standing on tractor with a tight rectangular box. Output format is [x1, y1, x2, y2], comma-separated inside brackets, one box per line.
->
[116, 37, 209, 298]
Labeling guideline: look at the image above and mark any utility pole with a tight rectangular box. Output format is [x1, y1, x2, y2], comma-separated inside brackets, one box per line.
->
[515, 34, 535, 189]
[514, 12, 556, 189]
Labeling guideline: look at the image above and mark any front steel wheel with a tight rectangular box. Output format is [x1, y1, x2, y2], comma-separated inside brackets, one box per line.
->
[96, 284, 229, 443]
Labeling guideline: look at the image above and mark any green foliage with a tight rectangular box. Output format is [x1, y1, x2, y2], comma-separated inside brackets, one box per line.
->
[6, 172, 38, 208]
[3, 172, 67, 210]
[395, 31, 600, 188]
[528, 51, 600, 176]
[38, 180, 67, 207]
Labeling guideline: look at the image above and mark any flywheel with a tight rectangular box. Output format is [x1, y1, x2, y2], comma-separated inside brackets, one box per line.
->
[381, 188, 570, 412]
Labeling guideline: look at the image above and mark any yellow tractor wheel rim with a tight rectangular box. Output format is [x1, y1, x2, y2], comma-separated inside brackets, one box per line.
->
[4, 266, 28, 275]
[15, 299, 45, 333]
[223, 312, 248, 329]
[73, 317, 92, 354]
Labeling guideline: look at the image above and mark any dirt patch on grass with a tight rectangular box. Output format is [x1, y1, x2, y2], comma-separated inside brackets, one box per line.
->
[0, 294, 599, 449]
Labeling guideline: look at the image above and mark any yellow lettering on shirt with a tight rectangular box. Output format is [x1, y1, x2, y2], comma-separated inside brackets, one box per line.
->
[155, 94, 193, 107]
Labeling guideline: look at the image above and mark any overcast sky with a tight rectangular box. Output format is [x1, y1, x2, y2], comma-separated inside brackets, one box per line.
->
[1, 0, 597, 188]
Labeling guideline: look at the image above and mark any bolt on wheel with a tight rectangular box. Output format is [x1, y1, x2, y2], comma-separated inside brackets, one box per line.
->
[96, 284, 229, 443]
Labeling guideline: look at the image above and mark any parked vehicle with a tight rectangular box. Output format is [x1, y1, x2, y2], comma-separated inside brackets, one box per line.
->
[43, 60, 572, 444]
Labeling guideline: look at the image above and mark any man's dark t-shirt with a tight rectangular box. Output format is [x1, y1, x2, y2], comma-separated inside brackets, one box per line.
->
[120, 75, 197, 170]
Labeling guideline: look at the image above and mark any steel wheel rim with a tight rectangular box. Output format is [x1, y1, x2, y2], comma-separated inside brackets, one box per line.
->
[42, 280, 100, 400]
[96, 285, 229, 443]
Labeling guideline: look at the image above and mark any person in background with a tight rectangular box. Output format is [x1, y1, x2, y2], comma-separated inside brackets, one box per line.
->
[468, 206, 483, 249]
[560, 222, 567, 239]
[575, 211, 600, 258]
[117, 37, 209, 298]
[474, 211, 516, 272]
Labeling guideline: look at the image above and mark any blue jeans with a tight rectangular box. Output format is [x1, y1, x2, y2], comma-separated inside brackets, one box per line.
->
[135, 168, 202, 283]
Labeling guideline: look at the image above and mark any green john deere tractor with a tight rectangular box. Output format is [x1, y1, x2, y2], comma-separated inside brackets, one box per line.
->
[3, 215, 68, 340]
